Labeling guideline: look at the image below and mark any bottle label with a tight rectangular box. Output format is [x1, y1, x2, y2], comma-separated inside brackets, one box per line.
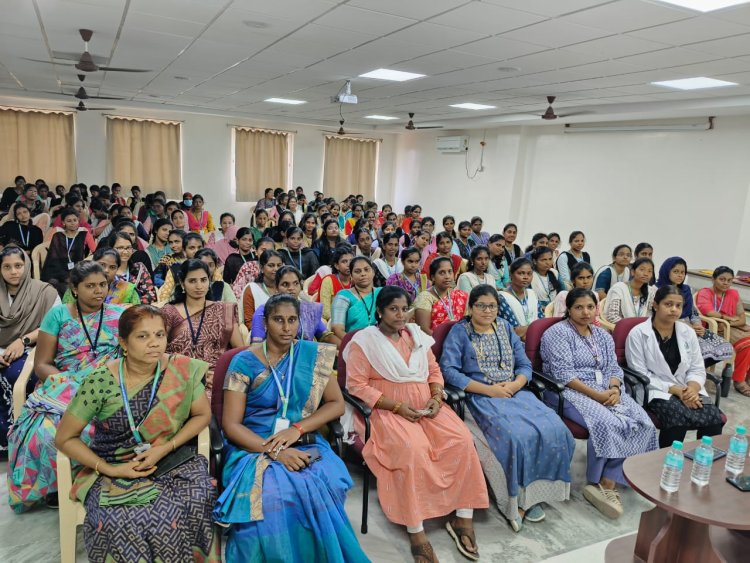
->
[695, 448, 713, 465]
[665, 452, 683, 471]
[729, 440, 748, 456]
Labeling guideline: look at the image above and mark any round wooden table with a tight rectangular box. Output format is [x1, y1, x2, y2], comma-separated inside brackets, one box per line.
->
[605, 435, 750, 563]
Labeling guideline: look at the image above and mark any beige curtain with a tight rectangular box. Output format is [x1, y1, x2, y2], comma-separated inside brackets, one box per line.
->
[234, 128, 288, 202]
[0, 107, 75, 187]
[107, 116, 182, 197]
[323, 136, 378, 200]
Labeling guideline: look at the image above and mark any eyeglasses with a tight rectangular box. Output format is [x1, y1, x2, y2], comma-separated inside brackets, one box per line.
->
[114, 246, 133, 253]
[473, 303, 498, 312]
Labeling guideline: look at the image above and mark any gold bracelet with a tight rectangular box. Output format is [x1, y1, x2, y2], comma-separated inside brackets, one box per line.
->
[374, 396, 385, 409]
[95, 461, 101, 475]
[392, 401, 402, 414]
[172, 440, 177, 452]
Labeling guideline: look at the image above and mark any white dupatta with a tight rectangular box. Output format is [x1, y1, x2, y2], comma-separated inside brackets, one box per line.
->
[500, 288, 539, 327]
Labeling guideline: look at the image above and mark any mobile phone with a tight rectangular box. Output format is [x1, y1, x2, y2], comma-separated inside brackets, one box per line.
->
[684, 447, 727, 462]
[306, 446, 322, 465]
[415, 409, 431, 416]
[726, 475, 750, 491]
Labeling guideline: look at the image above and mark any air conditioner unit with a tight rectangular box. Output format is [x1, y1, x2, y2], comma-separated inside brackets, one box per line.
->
[436, 136, 469, 153]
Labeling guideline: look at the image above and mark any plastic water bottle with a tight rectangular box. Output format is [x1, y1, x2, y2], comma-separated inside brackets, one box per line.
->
[725, 426, 748, 477]
[660, 440, 684, 493]
[690, 436, 714, 486]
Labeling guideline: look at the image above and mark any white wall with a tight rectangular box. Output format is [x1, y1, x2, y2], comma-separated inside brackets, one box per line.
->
[391, 118, 750, 271]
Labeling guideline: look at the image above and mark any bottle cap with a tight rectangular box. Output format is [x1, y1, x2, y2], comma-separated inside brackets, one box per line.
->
[737, 425, 746, 435]
[672, 441, 683, 450]
[701, 436, 713, 445]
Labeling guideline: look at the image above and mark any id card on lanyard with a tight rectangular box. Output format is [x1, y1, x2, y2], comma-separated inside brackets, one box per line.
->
[568, 321, 604, 385]
[118, 359, 162, 454]
[65, 235, 76, 270]
[265, 342, 295, 434]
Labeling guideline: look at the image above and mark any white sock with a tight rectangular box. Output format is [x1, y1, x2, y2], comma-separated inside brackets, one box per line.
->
[456, 508, 473, 519]
[406, 523, 424, 534]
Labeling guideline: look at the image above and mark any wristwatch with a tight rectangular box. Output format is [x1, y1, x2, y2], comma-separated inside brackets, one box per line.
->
[22, 336, 31, 347]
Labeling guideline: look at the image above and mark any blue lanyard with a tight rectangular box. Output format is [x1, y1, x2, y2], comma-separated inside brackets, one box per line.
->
[18, 224, 30, 247]
[510, 288, 531, 323]
[65, 235, 76, 260]
[184, 301, 206, 349]
[118, 359, 162, 444]
[263, 341, 294, 418]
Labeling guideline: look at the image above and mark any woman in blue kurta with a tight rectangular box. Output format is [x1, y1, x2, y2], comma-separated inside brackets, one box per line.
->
[440, 285, 574, 533]
[214, 294, 369, 563]
[540, 288, 657, 520]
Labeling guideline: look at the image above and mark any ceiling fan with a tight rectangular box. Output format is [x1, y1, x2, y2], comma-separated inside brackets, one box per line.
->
[24, 28, 151, 72]
[320, 119, 362, 136]
[44, 75, 124, 99]
[66, 100, 115, 112]
[405, 112, 442, 130]
[535, 96, 589, 120]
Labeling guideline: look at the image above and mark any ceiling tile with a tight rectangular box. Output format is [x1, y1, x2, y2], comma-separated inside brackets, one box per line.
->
[129, 0, 226, 24]
[386, 22, 488, 49]
[312, 5, 417, 35]
[502, 49, 606, 75]
[563, 0, 693, 34]
[429, 2, 545, 35]
[564, 34, 672, 59]
[453, 35, 549, 59]
[393, 50, 498, 74]
[684, 33, 750, 57]
[616, 47, 719, 68]
[349, 0, 469, 20]
[629, 15, 750, 46]
[285, 24, 378, 52]
[500, 19, 612, 48]
[483, 0, 614, 18]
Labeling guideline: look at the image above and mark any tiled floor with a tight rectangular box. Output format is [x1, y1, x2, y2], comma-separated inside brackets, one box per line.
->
[1, 384, 748, 563]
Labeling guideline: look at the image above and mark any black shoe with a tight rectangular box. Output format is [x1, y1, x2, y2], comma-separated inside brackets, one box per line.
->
[45, 492, 59, 509]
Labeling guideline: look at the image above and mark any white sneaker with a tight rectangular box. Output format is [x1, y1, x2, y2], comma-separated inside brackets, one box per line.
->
[583, 484, 624, 519]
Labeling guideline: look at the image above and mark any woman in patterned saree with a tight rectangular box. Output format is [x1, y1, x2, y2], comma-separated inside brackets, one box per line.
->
[330, 256, 382, 340]
[541, 289, 657, 519]
[162, 259, 244, 398]
[63, 248, 141, 306]
[214, 294, 369, 563]
[414, 256, 468, 336]
[8, 261, 123, 512]
[55, 305, 218, 562]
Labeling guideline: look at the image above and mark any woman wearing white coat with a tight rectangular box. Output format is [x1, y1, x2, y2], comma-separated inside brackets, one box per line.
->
[625, 285, 725, 448]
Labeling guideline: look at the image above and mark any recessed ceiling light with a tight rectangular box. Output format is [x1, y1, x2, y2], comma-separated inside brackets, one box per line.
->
[653, 0, 750, 12]
[450, 102, 496, 110]
[359, 68, 426, 82]
[264, 97, 306, 105]
[364, 115, 399, 120]
[243, 20, 269, 28]
[651, 77, 738, 90]
[497, 66, 521, 73]
[173, 76, 189, 80]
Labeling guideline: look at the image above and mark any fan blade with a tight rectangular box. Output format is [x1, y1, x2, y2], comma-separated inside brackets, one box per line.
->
[99, 66, 151, 72]
[87, 94, 125, 100]
[22, 57, 76, 66]
[556, 111, 592, 118]
[51, 50, 108, 65]
[415, 125, 443, 129]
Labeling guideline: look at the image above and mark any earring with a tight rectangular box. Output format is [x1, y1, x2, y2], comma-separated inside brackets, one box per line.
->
[122, 349, 128, 357]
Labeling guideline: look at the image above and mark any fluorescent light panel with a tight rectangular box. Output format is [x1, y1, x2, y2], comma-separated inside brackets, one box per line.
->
[651, 77, 738, 90]
[364, 115, 399, 120]
[450, 102, 496, 110]
[653, 0, 750, 12]
[359, 68, 425, 81]
[264, 97, 306, 105]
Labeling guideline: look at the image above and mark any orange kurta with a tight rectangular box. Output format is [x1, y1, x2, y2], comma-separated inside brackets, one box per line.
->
[346, 332, 489, 527]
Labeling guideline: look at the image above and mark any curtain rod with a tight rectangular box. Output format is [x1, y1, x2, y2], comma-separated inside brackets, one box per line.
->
[104, 114, 183, 124]
[323, 133, 382, 142]
[228, 124, 297, 134]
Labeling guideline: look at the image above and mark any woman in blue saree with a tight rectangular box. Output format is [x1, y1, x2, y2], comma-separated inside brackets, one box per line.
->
[440, 285, 575, 533]
[214, 294, 369, 563]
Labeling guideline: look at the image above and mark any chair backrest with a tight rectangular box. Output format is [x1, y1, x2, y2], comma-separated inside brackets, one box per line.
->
[612, 316, 648, 365]
[524, 317, 564, 370]
[431, 320, 458, 360]
[31, 244, 47, 280]
[211, 346, 248, 427]
[337, 329, 362, 388]
[544, 302, 555, 318]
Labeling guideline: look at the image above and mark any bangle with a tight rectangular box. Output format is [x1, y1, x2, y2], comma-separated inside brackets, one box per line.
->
[292, 422, 305, 435]
[171, 440, 176, 452]
[392, 401, 402, 414]
[609, 385, 621, 393]
[374, 396, 385, 409]
[95, 461, 101, 475]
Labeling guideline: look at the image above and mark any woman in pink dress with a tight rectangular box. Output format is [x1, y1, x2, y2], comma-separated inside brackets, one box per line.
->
[344, 285, 488, 563]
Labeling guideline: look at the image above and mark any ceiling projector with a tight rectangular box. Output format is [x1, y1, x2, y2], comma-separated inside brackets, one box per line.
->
[331, 80, 358, 104]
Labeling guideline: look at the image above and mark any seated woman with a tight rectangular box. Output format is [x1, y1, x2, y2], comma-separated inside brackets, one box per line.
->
[63, 248, 141, 306]
[154, 228, 185, 287]
[0, 247, 59, 458]
[55, 305, 218, 562]
[502, 223, 522, 263]
[215, 294, 369, 562]
[440, 286, 574, 532]
[626, 285, 725, 448]
[41, 208, 97, 296]
[487, 234, 510, 291]
[422, 232, 464, 280]
[111, 232, 158, 304]
[345, 286, 488, 562]
[158, 232, 205, 303]
[696, 266, 750, 396]
[299, 211, 320, 248]
[373, 233, 402, 280]
[145, 218, 172, 269]
[415, 257, 468, 336]
[541, 289, 657, 519]
[331, 256, 382, 340]
[593, 244, 632, 300]
[656, 257, 733, 365]
[0, 203, 43, 255]
[162, 259, 244, 397]
[222, 227, 256, 285]
[195, 248, 238, 304]
[241, 250, 283, 329]
[312, 219, 345, 267]
[556, 231, 591, 289]
[231, 236, 273, 301]
[455, 221, 477, 260]
[281, 226, 320, 279]
[186, 194, 215, 237]
[603, 257, 656, 324]
[457, 245, 494, 293]
[318, 246, 354, 321]
[530, 247, 563, 308]
[547, 232, 561, 262]
[522, 233, 549, 260]
[353, 227, 382, 261]
[498, 258, 544, 341]
[251, 266, 340, 347]
[387, 247, 430, 302]
[8, 262, 124, 512]
[553, 262, 601, 326]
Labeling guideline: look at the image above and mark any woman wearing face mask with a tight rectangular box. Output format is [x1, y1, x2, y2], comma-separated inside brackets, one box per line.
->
[41, 208, 97, 296]
[0, 247, 59, 460]
[386, 247, 430, 302]
[313, 219, 345, 267]
[330, 256, 381, 340]
[186, 194, 214, 237]
[0, 203, 43, 255]
[196, 248, 238, 304]
[281, 226, 320, 279]
[626, 285, 725, 448]
[111, 232, 158, 305]
[222, 227, 257, 286]
[594, 245, 632, 301]
[603, 257, 656, 325]
[556, 231, 590, 290]
[530, 247, 563, 308]
[242, 250, 283, 329]
[162, 259, 243, 397]
[146, 218, 173, 269]
[498, 259, 544, 342]
[8, 262, 124, 512]
[63, 248, 141, 306]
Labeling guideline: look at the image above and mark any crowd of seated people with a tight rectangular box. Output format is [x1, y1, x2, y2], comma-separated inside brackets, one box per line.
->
[0, 178, 746, 563]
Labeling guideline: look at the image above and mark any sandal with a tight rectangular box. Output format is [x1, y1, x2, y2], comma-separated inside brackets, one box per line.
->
[734, 381, 750, 397]
[446, 519, 480, 561]
[410, 542, 438, 563]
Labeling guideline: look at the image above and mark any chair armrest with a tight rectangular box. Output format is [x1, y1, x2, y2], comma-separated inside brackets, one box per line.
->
[532, 370, 565, 417]
[197, 426, 210, 460]
[444, 384, 466, 420]
[342, 389, 372, 418]
[706, 372, 722, 408]
[327, 420, 345, 458]
[209, 416, 224, 453]
[528, 378, 546, 397]
[709, 317, 732, 339]
[699, 315, 718, 333]
[622, 366, 649, 405]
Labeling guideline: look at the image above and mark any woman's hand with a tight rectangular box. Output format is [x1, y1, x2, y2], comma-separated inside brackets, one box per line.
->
[423, 398, 441, 418]
[2, 338, 25, 364]
[132, 444, 171, 471]
[489, 382, 515, 399]
[395, 403, 423, 423]
[514, 326, 529, 340]
[597, 388, 619, 406]
[104, 460, 157, 480]
[262, 426, 303, 456]
[275, 447, 311, 472]
[692, 323, 706, 337]
[681, 387, 703, 409]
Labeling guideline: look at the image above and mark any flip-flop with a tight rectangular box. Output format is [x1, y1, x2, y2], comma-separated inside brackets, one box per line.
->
[734, 381, 750, 397]
[410, 542, 438, 563]
[445, 520, 480, 561]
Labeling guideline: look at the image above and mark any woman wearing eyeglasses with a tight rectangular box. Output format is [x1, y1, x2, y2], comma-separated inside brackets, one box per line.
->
[440, 285, 575, 533]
